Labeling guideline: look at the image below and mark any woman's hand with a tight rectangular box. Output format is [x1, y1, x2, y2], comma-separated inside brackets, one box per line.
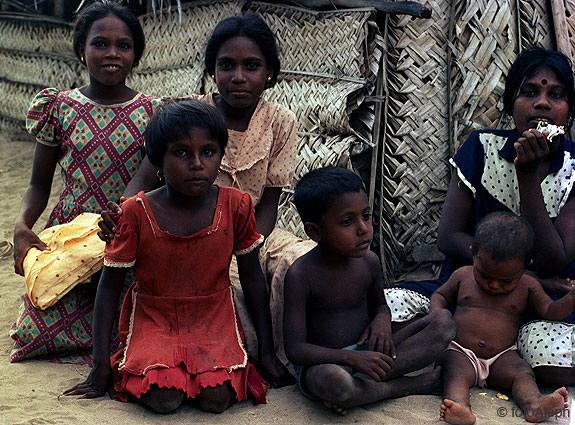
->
[63, 363, 115, 399]
[514, 129, 550, 174]
[13, 224, 49, 276]
[538, 276, 572, 297]
[97, 199, 124, 243]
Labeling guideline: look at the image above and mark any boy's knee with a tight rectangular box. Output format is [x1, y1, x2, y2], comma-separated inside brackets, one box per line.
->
[197, 384, 236, 413]
[306, 364, 354, 403]
[141, 386, 185, 413]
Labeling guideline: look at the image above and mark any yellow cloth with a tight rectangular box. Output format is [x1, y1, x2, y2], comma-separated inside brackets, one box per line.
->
[23, 213, 105, 310]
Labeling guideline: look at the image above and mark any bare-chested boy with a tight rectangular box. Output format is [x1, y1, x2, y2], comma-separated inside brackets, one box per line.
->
[284, 166, 456, 414]
[431, 212, 571, 424]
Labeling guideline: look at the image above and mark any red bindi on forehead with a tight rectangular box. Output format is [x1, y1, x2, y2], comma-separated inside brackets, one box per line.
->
[541, 78, 547, 85]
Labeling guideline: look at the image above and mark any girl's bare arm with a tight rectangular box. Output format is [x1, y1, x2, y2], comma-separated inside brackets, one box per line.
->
[254, 187, 281, 238]
[237, 249, 294, 386]
[123, 156, 160, 198]
[13, 143, 59, 275]
[64, 266, 127, 398]
[437, 173, 475, 266]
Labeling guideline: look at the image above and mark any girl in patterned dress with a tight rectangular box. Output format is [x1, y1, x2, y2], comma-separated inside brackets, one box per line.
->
[10, 1, 165, 363]
[64, 98, 281, 413]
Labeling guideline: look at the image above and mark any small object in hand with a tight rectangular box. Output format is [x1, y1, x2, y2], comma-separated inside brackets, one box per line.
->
[496, 393, 509, 401]
[536, 121, 565, 141]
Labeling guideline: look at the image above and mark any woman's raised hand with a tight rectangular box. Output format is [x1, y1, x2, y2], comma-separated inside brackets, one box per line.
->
[514, 129, 550, 173]
[97, 198, 125, 243]
[13, 224, 49, 276]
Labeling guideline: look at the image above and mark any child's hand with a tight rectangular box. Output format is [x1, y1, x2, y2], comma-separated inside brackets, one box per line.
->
[63, 363, 115, 399]
[346, 350, 394, 382]
[97, 199, 125, 243]
[257, 353, 296, 388]
[13, 225, 50, 276]
[357, 313, 396, 360]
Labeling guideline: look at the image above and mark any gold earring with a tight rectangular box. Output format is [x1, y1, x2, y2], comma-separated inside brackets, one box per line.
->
[266, 76, 272, 82]
[156, 170, 164, 181]
[211, 74, 215, 79]
[81, 56, 85, 63]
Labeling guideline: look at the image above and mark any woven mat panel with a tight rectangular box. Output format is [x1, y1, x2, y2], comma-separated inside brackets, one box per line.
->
[138, 0, 244, 71]
[204, 72, 373, 139]
[448, 0, 516, 154]
[517, 0, 555, 51]
[275, 133, 361, 237]
[0, 80, 40, 122]
[379, 0, 451, 277]
[247, 2, 377, 80]
[567, 0, 575, 62]
[127, 64, 204, 97]
[0, 17, 73, 55]
[0, 51, 81, 89]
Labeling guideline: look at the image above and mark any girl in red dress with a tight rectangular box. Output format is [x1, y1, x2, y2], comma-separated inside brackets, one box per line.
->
[64, 98, 283, 413]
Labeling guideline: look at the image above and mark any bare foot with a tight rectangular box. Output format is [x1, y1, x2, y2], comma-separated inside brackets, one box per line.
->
[439, 399, 476, 425]
[523, 387, 568, 423]
[323, 400, 348, 416]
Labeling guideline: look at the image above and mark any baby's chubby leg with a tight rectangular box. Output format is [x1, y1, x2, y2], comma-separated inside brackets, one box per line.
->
[139, 384, 185, 413]
[439, 349, 477, 425]
[305, 362, 441, 414]
[487, 351, 568, 423]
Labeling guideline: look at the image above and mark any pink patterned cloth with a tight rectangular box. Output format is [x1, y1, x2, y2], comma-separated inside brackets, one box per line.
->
[26, 88, 166, 226]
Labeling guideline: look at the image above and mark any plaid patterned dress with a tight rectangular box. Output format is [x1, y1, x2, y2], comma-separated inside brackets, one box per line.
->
[10, 88, 166, 364]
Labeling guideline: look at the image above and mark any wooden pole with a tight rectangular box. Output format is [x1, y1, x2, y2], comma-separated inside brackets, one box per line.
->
[549, 0, 574, 140]
[550, 0, 572, 59]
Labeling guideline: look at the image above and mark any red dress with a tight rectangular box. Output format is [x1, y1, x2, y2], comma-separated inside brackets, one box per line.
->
[103, 187, 267, 402]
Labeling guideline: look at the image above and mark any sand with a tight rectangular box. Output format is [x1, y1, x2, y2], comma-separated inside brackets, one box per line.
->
[0, 136, 571, 425]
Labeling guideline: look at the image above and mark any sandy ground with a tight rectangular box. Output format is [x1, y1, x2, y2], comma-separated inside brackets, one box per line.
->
[0, 135, 573, 425]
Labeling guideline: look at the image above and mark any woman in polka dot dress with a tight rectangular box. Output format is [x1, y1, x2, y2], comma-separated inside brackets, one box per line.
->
[388, 46, 575, 387]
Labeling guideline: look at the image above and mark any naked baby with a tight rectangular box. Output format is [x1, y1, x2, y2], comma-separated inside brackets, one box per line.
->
[431, 212, 571, 424]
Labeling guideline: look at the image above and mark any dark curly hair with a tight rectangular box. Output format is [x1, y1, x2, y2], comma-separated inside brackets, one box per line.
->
[204, 13, 281, 89]
[503, 46, 575, 130]
[73, 0, 145, 69]
[145, 98, 228, 167]
[293, 167, 366, 224]
[472, 212, 534, 266]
